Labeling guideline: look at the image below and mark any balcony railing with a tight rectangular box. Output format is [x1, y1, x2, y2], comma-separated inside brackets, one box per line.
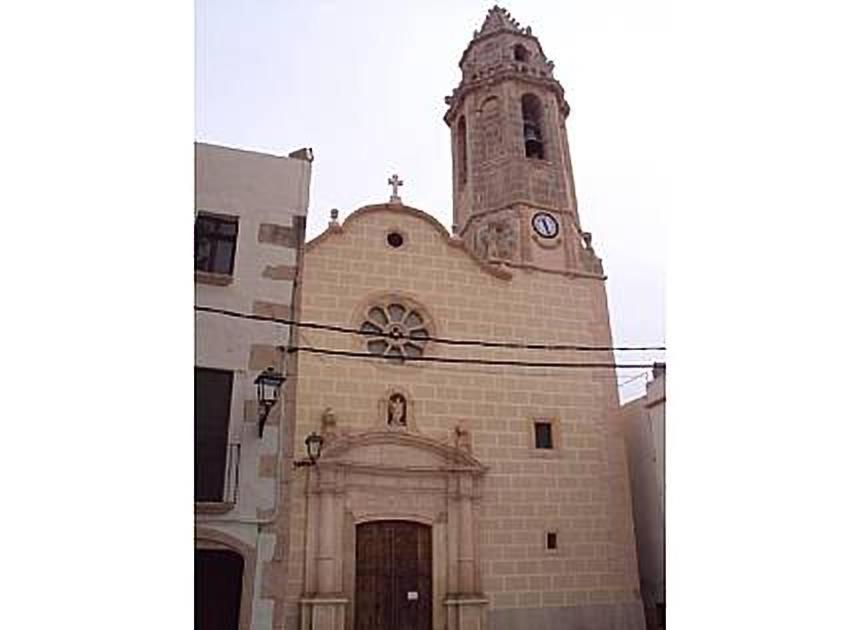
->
[223, 442, 240, 505]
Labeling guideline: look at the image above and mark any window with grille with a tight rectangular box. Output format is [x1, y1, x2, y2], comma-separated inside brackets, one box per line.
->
[195, 213, 238, 275]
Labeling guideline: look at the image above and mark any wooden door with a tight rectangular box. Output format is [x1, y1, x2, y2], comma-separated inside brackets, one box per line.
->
[355, 521, 432, 630]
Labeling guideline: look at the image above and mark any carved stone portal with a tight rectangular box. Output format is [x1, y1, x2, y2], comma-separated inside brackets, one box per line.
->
[299, 430, 489, 630]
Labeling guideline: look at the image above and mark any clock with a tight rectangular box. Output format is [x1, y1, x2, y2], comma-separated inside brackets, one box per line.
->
[531, 212, 559, 239]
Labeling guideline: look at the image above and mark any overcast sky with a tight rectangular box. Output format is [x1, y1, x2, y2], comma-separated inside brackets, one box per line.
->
[195, 0, 667, 400]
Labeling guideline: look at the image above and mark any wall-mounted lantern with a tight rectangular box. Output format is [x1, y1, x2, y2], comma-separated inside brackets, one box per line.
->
[295, 432, 324, 467]
[255, 366, 286, 437]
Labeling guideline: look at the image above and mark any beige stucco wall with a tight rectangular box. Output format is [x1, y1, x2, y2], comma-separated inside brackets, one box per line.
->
[282, 203, 644, 629]
[195, 142, 311, 630]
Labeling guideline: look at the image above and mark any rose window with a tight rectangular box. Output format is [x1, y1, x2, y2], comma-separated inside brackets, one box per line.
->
[360, 303, 429, 359]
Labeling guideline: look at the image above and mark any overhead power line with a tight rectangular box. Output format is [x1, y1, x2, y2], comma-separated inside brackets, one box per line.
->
[195, 305, 666, 353]
[298, 328, 646, 381]
[286, 345, 654, 370]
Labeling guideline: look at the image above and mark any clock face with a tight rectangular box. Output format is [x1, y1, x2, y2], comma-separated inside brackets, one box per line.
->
[532, 212, 559, 239]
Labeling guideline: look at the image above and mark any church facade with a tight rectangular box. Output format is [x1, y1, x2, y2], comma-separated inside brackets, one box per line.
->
[274, 7, 645, 630]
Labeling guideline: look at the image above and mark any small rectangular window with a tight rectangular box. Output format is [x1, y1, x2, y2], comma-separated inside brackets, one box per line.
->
[195, 214, 238, 275]
[546, 532, 558, 550]
[534, 421, 553, 449]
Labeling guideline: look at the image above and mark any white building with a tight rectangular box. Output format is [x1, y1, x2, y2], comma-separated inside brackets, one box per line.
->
[194, 142, 312, 630]
[622, 365, 666, 630]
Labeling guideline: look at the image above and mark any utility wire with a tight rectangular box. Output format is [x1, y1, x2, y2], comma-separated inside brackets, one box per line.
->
[195, 305, 665, 352]
[295, 329, 641, 381]
[286, 345, 654, 369]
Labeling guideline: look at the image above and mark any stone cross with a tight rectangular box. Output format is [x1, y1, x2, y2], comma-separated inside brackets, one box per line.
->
[387, 173, 404, 203]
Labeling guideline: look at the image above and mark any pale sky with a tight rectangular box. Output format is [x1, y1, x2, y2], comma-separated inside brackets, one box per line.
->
[195, 0, 667, 400]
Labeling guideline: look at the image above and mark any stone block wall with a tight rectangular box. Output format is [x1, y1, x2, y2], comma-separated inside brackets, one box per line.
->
[280, 204, 644, 630]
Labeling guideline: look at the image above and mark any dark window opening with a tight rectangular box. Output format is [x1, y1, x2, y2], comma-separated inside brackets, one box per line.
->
[546, 532, 558, 550]
[195, 549, 243, 630]
[386, 232, 404, 248]
[195, 214, 238, 275]
[195, 367, 234, 502]
[514, 44, 530, 62]
[521, 94, 545, 160]
[534, 421, 553, 449]
[457, 116, 468, 186]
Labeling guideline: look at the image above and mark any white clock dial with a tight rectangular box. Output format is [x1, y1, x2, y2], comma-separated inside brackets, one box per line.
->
[532, 212, 559, 239]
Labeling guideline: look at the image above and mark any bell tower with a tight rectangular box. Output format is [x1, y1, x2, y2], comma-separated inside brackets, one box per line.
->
[444, 6, 603, 276]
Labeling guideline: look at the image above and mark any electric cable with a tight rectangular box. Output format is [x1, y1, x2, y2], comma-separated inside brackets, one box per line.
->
[195, 305, 665, 353]
[295, 329, 642, 381]
[286, 345, 654, 369]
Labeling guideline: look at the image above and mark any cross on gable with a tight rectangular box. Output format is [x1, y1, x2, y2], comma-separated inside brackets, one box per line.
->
[387, 173, 403, 203]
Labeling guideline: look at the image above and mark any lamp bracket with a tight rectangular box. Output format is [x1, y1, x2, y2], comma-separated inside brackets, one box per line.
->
[257, 404, 273, 438]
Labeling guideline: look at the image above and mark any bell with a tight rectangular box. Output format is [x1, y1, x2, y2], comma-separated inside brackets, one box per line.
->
[523, 121, 541, 143]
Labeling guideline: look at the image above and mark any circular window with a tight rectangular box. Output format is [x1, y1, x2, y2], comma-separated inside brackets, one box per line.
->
[386, 232, 404, 248]
[360, 303, 429, 360]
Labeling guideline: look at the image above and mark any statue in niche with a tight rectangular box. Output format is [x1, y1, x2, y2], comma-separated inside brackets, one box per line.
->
[387, 393, 407, 427]
[476, 218, 517, 261]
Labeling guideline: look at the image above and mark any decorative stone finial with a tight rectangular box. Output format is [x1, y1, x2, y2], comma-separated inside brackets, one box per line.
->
[329, 208, 339, 226]
[387, 173, 404, 204]
[582, 231, 593, 250]
[454, 425, 472, 452]
[321, 407, 337, 436]
[475, 5, 522, 38]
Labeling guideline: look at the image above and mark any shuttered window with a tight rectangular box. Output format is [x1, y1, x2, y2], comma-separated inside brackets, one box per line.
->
[195, 367, 233, 502]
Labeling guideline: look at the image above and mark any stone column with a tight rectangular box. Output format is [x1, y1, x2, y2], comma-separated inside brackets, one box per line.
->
[458, 475, 476, 593]
[317, 485, 337, 593]
[301, 468, 347, 630]
[446, 474, 487, 630]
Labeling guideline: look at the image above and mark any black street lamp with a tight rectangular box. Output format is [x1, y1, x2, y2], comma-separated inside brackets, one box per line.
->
[254, 366, 286, 437]
[295, 432, 324, 467]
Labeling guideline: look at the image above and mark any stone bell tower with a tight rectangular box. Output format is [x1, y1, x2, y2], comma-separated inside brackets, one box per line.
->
[444, 5, 603, 276]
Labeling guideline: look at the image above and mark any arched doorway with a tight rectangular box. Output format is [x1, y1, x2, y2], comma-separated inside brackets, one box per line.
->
[297, 429, 488, 630]
[195, 548, 244, 630]
[354, 521, 432, 630]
